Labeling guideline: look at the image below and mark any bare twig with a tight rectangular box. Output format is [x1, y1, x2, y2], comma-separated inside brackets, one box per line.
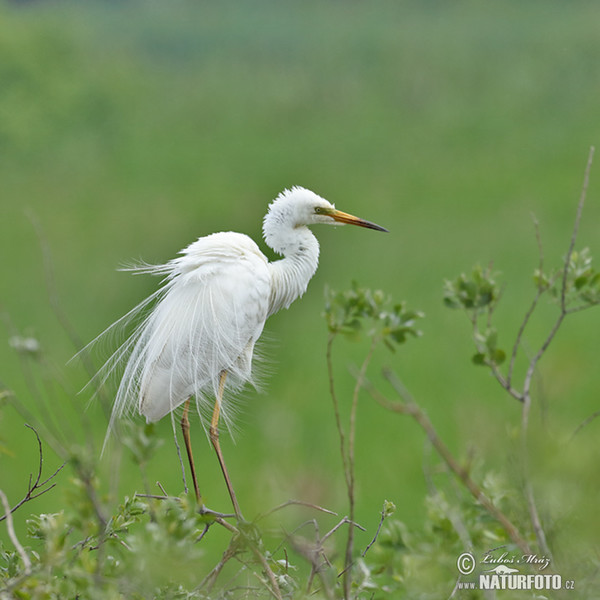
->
[156, 480, 169, 496]
[248, 543, 283, 600]
[133, 493, 173, 501]
[327, 328, 378, 598]
[368, 369, 533, 556]
[506, 214, 545, 390]
[199, 536, 240, 592]
[566, 299, 600, 314]
[199, 531, 283, 600]
[326, 334, 351, 491]
[533, 212, 545, 288]
[281, 519, 336, 600]
[522, 146, 595, 404]
[570, 409, 600, 440]
[323, 516, 366, 545]
[0, 489, 32, 575]
[361, 501, 389, 558]
[517, 147, 595, 559]
[561, 147, 595, 311]
[489, 362, 524, 403]
[257, 499, 337, 521]
[0, 424, 65, 523]
[343, 336, 378, 598]
[467, 309, 523, 402]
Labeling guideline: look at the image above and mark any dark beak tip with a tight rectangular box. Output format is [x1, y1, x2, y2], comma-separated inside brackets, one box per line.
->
[369, 222, 389, 233]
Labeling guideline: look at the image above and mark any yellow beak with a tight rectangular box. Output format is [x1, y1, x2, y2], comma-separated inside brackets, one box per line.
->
[328, 208, 388, 232]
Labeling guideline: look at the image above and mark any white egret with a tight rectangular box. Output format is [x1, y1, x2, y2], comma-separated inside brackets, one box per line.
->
[97, 186, 387, 518]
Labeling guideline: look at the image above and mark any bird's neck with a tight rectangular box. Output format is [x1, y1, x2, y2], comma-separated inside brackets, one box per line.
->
[264, 224, 320, 317]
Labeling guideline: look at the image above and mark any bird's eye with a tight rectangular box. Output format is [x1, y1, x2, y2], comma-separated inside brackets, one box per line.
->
[314, 207, 323, 214]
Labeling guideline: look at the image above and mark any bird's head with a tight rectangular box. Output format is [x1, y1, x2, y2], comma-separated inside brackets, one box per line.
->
[267, 187, 388, 232]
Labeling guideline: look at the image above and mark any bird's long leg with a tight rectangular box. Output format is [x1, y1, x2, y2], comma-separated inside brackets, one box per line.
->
[181, 398, 203, 506]
[210, 371, 243, 519]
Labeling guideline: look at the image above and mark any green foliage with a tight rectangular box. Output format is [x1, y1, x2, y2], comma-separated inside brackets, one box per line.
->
[443, 265, 500, 312]
[471, 327, 506, 367]
[324, 281, 424, 351]
[536, 247, 600, 309]
[443, 266, 506, 368]
[446, 246, 600, 373]
[4, 270, 600, 598]
[2, 2, 600, 597]
[3, 491, 212, 598]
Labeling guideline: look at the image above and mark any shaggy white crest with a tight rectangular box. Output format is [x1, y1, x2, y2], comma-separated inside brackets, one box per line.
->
[84, 186, 387, 451]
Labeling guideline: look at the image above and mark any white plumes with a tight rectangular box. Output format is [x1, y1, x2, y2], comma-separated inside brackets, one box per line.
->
[85, 186, 381, 449]
[86, 232, 271, 443]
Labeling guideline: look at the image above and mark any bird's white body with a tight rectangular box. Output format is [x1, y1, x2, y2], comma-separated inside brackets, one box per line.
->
[93, 187, 386, 438]
[132, 232, 271, 423]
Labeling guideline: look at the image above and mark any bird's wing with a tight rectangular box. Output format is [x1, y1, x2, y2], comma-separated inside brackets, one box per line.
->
[113, 232, 271, 426]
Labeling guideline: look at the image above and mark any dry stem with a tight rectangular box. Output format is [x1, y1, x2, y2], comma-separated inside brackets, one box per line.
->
[0, 424, 65, 524]
[0, 489, 31, 575]
[370, 369, 533, 556]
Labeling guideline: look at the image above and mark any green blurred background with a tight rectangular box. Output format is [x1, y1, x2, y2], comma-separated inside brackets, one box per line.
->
[1, 0, 599, 565]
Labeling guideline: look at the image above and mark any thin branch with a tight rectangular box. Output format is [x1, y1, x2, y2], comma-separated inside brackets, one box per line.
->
[507, 213, 545, 389]
[524, 478, 550, 558]
[523, 314, 565, 408]
[361, 502, 389, 558]
[326, 333, 351, 491]
[523, 145, 595, 403]
[570, 409, 600, 440]
[199, 532, 283, 600]
[323, 516, 366, 545]
[156, 480, 169, 497]
[257, 499, 337, 521]
[468, 309, 523, 402]
[343, 336, 378, 598]
[520, 390, 552, 558]
[133, 493, 174, 501]
[281, 519, 336, 600]
[516, 148, 595, 557]
[0, 489, 32, 575]
[0, 424, 65, 523]
[247, 543, 283, 600]
[489, 362, 524, 403]
[561, 146, 595, 311]
[369, 369, 533, 556]
[533, 212, 545, 288]
[506, 291, 541, 394]
[132, 492, 238, 528]
[566, 299, 600, 314]
[199, 536, 240, 593]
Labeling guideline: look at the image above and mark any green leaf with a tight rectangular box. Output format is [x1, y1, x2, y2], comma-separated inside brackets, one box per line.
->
[492, 348, 506, 365]
[472, 352, 486, 365]
[443, 265, 501, 312]
[323, 282, 424, 350]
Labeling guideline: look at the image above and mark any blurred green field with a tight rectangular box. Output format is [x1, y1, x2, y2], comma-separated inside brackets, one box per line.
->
[2, 0, 600, 587]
